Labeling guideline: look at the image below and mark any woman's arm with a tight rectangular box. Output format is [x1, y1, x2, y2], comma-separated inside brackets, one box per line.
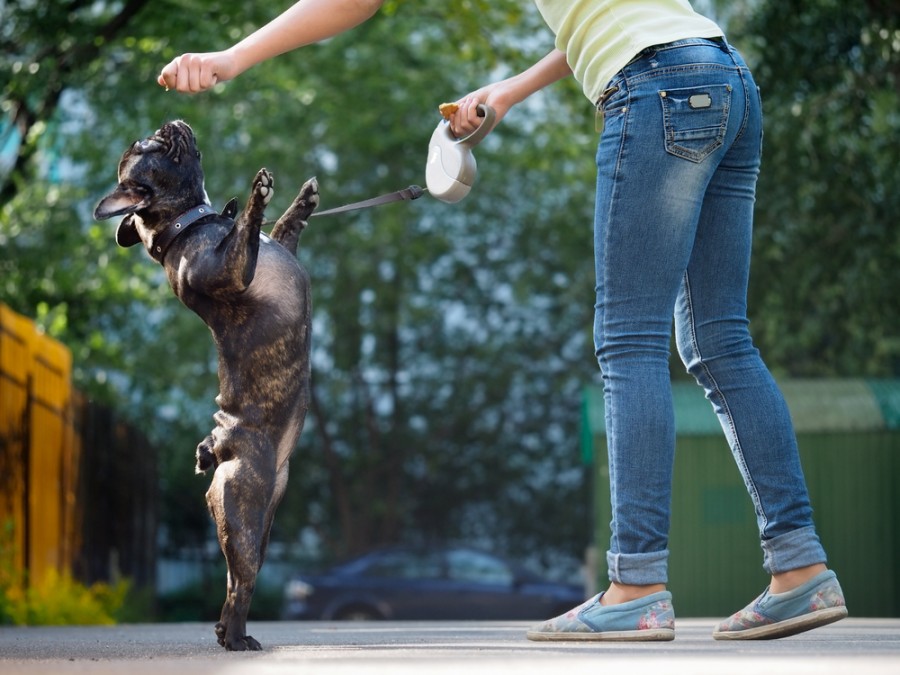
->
[158, 0, 385, 93]
[451, 49, 572, 136]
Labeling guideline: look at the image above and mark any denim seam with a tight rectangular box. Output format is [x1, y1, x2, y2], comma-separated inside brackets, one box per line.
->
[680, 270, 770, 538]
[725, 46, 753, 146]
[598, 83, 631, 563]
[626, 63, 739, 87]
[730, 71, 752, 146]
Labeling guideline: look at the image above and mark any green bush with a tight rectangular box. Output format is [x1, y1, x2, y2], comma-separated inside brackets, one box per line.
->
[0, 520, 129, 625]
[1, 571, 130, 626]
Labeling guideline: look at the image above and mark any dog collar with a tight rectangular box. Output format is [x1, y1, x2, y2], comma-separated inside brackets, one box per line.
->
[149, 204, 216, 263]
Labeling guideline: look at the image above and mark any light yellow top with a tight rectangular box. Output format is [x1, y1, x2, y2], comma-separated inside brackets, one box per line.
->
[534, 0, 724, 103]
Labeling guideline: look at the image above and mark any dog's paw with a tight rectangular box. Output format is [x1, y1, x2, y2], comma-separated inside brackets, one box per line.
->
[241, 635, 262, 651]
[215, 622, 262, 651]
[195, 437, 218, 474]
[254, 168, 274, 206]
[298, 177, 319, 210]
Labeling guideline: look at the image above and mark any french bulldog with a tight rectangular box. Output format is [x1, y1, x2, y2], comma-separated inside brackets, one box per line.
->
[94, 120, 319, 651]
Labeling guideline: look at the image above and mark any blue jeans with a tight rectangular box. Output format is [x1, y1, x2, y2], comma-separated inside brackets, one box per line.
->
[593, 38, 826, 585]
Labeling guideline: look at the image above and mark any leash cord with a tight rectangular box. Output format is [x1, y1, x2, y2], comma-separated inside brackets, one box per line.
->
[310, 184, 426, 218]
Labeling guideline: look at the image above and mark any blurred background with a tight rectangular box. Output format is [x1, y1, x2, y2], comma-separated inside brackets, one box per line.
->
[1, 0, 897, 625]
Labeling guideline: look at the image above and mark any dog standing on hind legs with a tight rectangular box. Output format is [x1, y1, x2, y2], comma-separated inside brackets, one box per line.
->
[94, 120, 319, 650]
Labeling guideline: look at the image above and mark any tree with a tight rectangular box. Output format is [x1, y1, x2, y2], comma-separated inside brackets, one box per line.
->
[737, 0, 900, 376]
[3, 0, 896, 582]
[2, 0, 594, 572]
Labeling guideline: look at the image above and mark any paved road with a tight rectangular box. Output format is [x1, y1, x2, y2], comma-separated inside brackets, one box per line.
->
[2, 618, 899, 674]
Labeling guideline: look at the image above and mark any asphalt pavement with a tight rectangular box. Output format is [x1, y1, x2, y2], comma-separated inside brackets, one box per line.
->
[1, 618, 898, 674]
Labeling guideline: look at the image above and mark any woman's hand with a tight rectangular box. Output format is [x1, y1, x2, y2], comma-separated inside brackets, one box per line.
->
[158, 50, 240, 93]
[447, 49, 571, 137]
[448, 84, 512, 139]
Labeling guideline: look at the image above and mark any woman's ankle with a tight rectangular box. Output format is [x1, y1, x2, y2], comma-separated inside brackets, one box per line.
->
[601, 582, 667, 606]
[769, 563, 828, 594]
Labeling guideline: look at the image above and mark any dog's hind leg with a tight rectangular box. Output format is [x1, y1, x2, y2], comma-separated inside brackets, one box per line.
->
[269, 177, 319, 255]
[206, 434, 275, 651]
[258, 460, 290, 572]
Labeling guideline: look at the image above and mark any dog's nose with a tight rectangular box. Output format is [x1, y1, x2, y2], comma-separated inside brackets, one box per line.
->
[135, 138, 163, 154]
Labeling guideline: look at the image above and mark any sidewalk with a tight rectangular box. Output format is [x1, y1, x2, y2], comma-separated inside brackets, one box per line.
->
[2, 618, 898, 674]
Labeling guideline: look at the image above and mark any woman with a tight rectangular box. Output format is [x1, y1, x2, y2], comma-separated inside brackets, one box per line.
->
[159, 0, 847, 641]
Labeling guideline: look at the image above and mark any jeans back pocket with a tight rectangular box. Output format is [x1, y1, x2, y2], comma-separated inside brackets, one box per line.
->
[659, 84, 732, 162]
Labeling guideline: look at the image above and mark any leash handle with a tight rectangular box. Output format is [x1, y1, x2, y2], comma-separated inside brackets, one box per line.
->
[456, 104, 495, 149]
[311, 184, 425, 218]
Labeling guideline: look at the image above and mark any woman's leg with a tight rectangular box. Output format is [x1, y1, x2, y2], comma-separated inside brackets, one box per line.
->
[670, 46, 845, 640]
[594, 41, 747, 590]
[672, 51, 826, 575]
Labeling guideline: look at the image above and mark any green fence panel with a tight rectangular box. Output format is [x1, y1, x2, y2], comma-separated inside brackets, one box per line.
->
[584, 379, 900, 617]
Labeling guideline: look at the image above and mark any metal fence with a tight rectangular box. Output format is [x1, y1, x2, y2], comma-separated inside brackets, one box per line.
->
[0, 303, 156, 590]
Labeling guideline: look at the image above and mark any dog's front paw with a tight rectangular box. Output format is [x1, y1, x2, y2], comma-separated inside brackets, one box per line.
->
[254, 168, 274, 206]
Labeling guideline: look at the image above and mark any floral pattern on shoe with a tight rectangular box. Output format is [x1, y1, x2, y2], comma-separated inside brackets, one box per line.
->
[716, 598, 773, 633]
[529, 594, 604, 634]
[638, 601, 675, 630]
[528, 590, 675, 639]
[714, 570, 847, 637]
[810, 585, 846, 612]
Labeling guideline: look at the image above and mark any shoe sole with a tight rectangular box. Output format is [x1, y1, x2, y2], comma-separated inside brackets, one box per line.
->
[712, 606, 848, 640]
[527, 628, 675, 642]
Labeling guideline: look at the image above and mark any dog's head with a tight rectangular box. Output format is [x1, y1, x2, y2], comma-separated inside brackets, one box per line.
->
[94, 120, 209, 248]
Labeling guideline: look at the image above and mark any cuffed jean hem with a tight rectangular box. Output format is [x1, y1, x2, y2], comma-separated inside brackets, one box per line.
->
[761, 525, 827, 575]
[607, 550, 669, 585]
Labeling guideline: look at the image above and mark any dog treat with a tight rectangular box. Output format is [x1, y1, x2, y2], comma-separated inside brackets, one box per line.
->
[439, 102, 459, 119]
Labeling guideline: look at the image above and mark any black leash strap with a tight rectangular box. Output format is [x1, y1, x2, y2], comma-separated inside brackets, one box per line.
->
[311, 184, 426, 218]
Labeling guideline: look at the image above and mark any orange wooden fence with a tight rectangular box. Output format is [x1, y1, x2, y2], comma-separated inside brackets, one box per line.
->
[0, 303, 81, 587]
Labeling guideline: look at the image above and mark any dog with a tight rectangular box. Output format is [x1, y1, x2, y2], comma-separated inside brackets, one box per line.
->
[94, 120, 319, 650]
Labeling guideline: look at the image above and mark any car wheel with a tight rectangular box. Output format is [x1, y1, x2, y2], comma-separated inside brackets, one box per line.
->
[334, 605, 382, 621]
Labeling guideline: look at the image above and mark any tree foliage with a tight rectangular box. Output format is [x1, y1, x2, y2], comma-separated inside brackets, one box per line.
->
[738, 0, 900, 376]
[1, 0, 897, 573]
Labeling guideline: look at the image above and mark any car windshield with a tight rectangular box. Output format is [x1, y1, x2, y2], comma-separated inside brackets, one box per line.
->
[360, 550, 444, 580]
[446, 549, 514, 585]
[328, 547, 527, 587]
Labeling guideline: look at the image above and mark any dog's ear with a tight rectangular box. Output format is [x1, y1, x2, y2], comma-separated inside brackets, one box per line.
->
[94, 185, 150, 220]
[115, 215, 142, 248]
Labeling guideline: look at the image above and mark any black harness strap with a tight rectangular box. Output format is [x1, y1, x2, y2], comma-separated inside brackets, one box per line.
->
[149, 204, 217, 263]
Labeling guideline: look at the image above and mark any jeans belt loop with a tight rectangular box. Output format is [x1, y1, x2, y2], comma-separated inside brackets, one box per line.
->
[595, 85, 620, 134]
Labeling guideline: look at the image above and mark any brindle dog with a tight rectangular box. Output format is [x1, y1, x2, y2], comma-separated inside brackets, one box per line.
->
[95, 120, 318, 651]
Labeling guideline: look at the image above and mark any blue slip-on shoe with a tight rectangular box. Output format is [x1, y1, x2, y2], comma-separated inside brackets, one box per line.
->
[713, 569, 848, 640]
[526, 590, 675, 641]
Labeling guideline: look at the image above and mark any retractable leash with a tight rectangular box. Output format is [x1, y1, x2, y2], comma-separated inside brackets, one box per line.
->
[310, 184, 426, 218]
[309, 104, 496, 218]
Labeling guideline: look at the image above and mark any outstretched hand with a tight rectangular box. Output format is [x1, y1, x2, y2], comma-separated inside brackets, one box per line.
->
[158, 51, 238, 93]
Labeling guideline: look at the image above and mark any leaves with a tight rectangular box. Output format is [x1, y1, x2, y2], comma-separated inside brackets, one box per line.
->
[739, 0, 900, 376]
[1, 0, 897, 571]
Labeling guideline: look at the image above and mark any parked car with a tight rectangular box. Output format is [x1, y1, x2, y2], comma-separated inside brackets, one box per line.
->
[282, 545, 586, 621]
